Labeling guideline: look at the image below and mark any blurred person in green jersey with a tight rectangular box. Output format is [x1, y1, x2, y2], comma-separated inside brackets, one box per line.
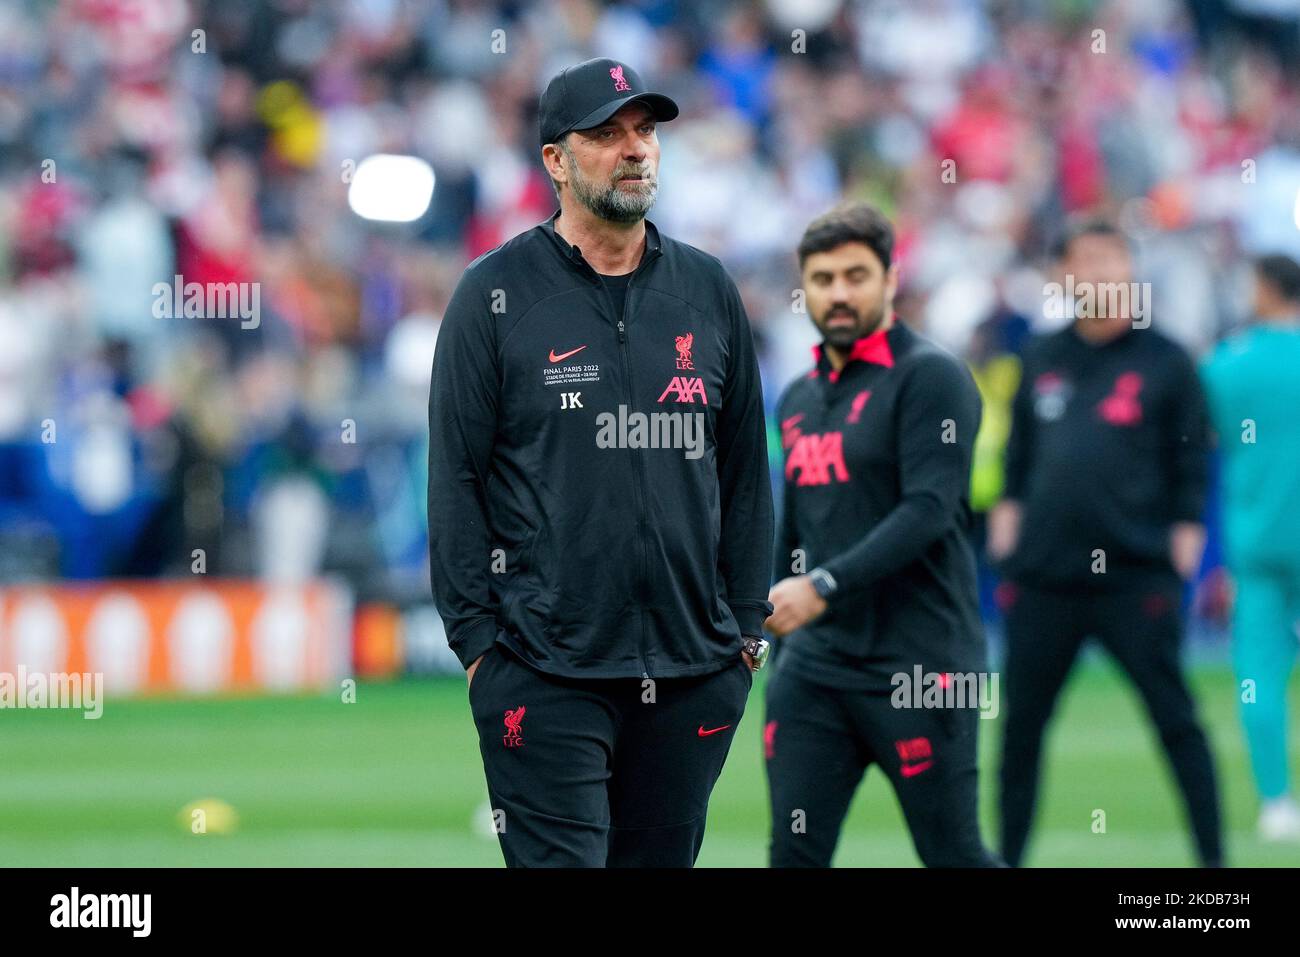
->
[1202, 253, 1300, 843]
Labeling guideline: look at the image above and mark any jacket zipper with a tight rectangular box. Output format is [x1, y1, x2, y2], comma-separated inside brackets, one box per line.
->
[607, 274, 653, 679]
[566, 227, 660, 677]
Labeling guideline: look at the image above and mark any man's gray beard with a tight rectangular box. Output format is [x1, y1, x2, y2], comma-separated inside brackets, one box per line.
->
[570, 167, 658, 224]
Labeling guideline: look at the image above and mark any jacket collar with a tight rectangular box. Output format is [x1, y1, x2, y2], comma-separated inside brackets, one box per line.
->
[811, 319, 897, 382]
[540, 208, 662, 278]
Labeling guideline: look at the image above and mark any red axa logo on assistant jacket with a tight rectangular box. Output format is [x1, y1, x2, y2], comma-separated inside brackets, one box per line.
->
[781, 413, 850, 486]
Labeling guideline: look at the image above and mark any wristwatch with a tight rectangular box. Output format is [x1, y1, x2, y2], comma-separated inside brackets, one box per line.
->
[741, 634, 771, 670]
[809, 567, 838, 600]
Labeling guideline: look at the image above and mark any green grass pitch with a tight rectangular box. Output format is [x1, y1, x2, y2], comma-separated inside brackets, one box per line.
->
[2, 660, 1297, 867]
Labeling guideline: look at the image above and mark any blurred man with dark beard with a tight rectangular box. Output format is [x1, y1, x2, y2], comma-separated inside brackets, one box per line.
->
[763, 201, 1000, 867]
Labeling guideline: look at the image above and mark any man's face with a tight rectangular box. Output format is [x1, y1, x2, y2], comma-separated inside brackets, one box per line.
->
[1065, 232, 1133, 288]
[556, 102, 660, 223]
[1064, 232, 1134, 326]
[801, 242, 897, 349]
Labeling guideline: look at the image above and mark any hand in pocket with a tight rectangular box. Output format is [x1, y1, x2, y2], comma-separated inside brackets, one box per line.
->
[467, 653, 486, 689]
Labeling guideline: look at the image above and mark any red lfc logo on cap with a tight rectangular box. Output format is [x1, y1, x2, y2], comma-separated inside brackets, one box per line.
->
[610, 65, 631, 92]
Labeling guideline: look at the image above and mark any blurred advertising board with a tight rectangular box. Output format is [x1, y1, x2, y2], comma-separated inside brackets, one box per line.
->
[0, 579, 352, 699]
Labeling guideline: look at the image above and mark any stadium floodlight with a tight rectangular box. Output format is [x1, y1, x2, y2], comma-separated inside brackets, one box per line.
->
[348, 154, 435, 223]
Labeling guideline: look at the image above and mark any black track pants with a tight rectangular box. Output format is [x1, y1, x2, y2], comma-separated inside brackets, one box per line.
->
[763, 661, 1001, 867]
[997, 580, 1223, 867]
[468, 642, 752, 867]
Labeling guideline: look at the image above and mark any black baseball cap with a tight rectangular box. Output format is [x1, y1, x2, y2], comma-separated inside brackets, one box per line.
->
[538, 57, 679, 148]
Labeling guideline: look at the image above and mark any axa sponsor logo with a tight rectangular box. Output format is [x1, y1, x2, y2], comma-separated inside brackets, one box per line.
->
[781, 414, 849, 486]
[655, 334, 707, 404]
[657, 376, 708, 404]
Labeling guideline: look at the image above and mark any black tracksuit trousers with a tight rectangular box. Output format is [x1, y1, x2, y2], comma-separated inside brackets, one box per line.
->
[764, 660, 1002, 867]
[997, 578, 1223, 866]
[468, 641, 752, 867]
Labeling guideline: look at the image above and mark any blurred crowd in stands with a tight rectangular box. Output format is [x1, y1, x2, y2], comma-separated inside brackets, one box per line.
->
[2, 0, 1299, 625]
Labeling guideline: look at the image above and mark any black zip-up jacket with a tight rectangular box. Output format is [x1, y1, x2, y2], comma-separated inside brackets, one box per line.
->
[773, 320, 986, 691]
[1001, 323, 1208, 590]
[428, 210, 774, 679]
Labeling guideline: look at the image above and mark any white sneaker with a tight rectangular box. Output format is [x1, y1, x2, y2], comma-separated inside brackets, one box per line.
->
[1258, 797, 1300, 842]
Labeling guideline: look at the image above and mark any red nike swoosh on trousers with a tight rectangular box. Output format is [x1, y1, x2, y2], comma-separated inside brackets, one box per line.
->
[697, 725, 731, 737]
[900, 760, 933, 778]
[548, 345, 588, 363]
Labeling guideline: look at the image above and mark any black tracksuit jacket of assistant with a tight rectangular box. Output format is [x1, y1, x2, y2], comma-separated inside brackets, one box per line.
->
[773, 320, 987, 691]
[1000, 323, 1209, 590]
[428, 211, 774, 679]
